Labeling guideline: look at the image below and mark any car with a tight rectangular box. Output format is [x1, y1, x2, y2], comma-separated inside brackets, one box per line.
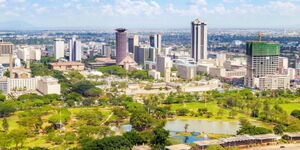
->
[280, 146, 285, 148]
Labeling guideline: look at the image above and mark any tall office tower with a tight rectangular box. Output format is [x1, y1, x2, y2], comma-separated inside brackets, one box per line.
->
[245, 41, 280, 87]
[148, 47, 156, 62]
[150, 34, 161, 55]
[134, 46, 150, 65]
[0, 41, 14, 78]
[116, 28, 127, 65]
[54, 38, 65, 60]
[128, 35, 139, 53]
[69, 36, 82, 61]
[191, 19, 208, 62]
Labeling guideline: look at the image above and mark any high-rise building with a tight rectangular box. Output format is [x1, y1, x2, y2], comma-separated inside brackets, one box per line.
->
[150, 34, 161, 55]
[128, 35, 139, 53]
[245, 41, 280, 87]
[116, 28, 127, 65]
[134, 46, 150, 65]
[191, 19, 208, 62]
[54, 38, 65, 60]
[69, 36, 82, 61]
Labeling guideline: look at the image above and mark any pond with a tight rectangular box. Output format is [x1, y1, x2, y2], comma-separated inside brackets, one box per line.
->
[164, 119, 240, 135]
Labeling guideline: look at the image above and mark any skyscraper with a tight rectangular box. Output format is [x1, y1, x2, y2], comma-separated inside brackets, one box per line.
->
[128, 35, 139, 53]
[116, 28, 127, 65]
[150, 34, 161, 55]
[54, 38, 65, 60]
[245, 41, 280, 87]
[191, 19, 207, 62]
[69, 36, 81, 62]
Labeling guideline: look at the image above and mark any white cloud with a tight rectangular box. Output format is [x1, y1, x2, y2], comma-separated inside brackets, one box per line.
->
[90, 0, 100, 3]
[190, 0, 207, 5]
[4, 11, 20, 16]
[102, 0, 161, 16]
[63, 3, 71, 8]
[12, 0, 26, 2]
[35, 7, 47, 14]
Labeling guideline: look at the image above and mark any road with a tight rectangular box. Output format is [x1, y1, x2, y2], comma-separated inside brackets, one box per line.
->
[244, 144, 300, 150]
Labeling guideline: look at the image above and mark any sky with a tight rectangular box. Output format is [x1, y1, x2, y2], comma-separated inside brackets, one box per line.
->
[1, 0, 300, 29]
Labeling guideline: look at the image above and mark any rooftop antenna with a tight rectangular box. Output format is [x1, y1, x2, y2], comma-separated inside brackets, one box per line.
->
[258, 32, 263, 41]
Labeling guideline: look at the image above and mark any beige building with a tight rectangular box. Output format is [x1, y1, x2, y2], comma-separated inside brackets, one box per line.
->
[148, 69, 161, 80]
[37, 76, 61, 95]
[254, 75, 290, 90]
[177, 63, 197, 80]
[50, 62, 84, 71]
[9, 78, 37, 91]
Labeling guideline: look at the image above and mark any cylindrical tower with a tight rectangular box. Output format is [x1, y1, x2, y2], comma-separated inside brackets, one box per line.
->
[116, 28, 127, 65]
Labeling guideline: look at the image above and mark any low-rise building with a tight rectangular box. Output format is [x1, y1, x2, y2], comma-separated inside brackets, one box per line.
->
[177, 63, 197, 80]
[50, 62, 84, 71]
[254, 75, 290, 90]
[148, 69, 160, 80]
[36, 76, 61, 95]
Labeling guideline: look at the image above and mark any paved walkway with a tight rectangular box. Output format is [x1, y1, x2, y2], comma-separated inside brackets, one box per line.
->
[244, 144, 300, 150]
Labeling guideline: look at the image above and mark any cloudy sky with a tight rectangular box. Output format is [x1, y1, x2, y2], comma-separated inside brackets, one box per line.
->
[0, 0, 300, 29]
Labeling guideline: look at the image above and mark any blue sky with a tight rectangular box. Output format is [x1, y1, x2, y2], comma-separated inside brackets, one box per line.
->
[0, 0, 300, 29]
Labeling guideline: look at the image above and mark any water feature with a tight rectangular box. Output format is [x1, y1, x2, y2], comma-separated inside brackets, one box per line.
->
[164, 119, 240, 135]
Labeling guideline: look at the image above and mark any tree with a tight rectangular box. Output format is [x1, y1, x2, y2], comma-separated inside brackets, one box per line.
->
[73, 80, 96, 95]
[150, 127, 170, 150]
[0, 132, 12, 149]
[112, 107, 129, 120]
[123, 131, 145, 145]
[9, 128, 29, 149]
[237, 119, 272, 135]
[76, 109, 103, 126]
[0, 102, 16, 117]
[273, 124, 285, 135]
[2, 117, 9, 131]
[291, 110, 300, 119]
[176, 108, 190, 116]
[83, 136, 132, 150]
[130, 111, 153, 131]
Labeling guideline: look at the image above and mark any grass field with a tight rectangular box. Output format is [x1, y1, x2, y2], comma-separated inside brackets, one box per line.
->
[279, 103, 300, 114]
[166, 102, 248, 121]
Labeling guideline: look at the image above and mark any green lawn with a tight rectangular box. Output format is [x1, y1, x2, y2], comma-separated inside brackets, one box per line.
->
[279, 103, 300, 114]
[166, 102, 247, 121]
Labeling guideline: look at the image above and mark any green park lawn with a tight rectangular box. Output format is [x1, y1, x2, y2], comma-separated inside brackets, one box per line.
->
[279, 103, 300, 114]
[167, 102, 247, 121]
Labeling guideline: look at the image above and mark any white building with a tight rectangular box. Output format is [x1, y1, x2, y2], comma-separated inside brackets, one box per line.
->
[54, 38, 65, 60]
[9, 78, 37, 91]
[156, 55, 172, 75]
[254, 75, 290, 90]
[148, 70, 161, 80]
[36, 76, 61, 95]
[17, 46, 41, 61]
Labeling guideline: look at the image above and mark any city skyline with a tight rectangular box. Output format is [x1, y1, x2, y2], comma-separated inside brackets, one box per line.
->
[1, 0, 300, 29]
